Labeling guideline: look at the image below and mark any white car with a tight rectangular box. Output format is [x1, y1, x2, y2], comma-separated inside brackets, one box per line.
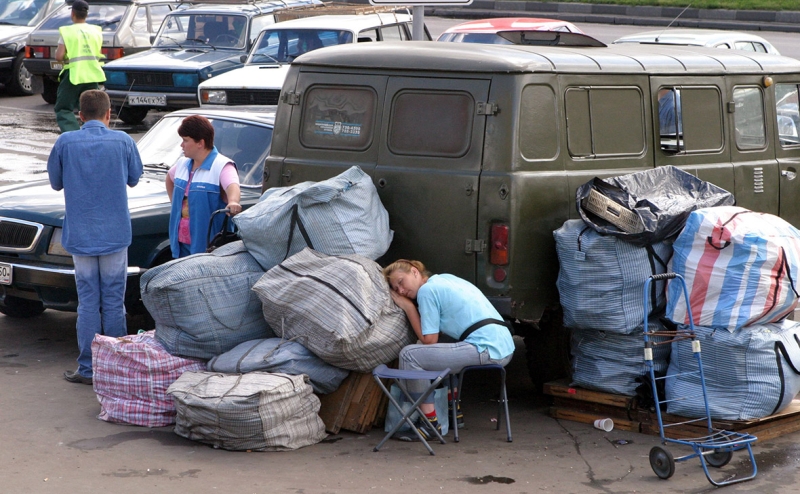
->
[613, 29, 780, 55]
[198, 12, 424, 106]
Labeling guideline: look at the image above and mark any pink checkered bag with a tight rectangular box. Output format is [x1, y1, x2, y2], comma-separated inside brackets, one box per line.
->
[92, 331, 206, 427]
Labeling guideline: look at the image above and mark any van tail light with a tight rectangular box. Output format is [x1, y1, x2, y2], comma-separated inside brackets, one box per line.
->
[102, 47, 124, 60]
[26, 46, 50, 59]
[490, 223, 509, 266]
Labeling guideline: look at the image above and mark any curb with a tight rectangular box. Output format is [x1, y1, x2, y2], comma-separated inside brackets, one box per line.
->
[424, 1, 800, 33]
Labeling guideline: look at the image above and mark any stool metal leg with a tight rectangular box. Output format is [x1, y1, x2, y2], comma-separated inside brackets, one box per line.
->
[453, 364, 512, 443]
[499, 366, 512, 442]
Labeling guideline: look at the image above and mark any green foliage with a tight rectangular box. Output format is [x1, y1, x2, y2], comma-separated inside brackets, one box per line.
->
[529, 0, 798, 11]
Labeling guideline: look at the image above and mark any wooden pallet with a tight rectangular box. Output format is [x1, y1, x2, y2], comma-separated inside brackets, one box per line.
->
[544, 379, 800, 442]
[318, 371, 388, 434]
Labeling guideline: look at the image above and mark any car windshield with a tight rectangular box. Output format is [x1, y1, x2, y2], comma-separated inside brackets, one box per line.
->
[0, 0, 53, 26]
[39, 3, 126, 31]
[154, 13, 248, 49]
[137, 115, 273, 187]
[249, 28, 351, 63]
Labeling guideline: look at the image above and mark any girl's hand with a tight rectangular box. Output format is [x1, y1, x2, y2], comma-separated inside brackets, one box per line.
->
[389, 290, 412, 309]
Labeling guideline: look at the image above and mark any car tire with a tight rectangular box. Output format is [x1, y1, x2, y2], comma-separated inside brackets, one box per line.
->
[42, 77, 58, 104]
[6, 53, 34, 96]
[117, 106, 148, 125]
[0, 296, 46, 318]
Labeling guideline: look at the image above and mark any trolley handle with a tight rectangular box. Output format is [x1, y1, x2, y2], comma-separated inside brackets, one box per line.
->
[650, 273, 678, 281]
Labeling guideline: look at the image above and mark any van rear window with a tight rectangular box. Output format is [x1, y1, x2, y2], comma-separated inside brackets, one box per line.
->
[388, 90, 473, 157]
[776, 83, 800, 147]
[300, 86, 376, 150]
[733, 87, 766, 150]
[565, 87, 645, 158]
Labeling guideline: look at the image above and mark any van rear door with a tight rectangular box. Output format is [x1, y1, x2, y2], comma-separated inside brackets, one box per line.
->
[374, 76, 490, 282]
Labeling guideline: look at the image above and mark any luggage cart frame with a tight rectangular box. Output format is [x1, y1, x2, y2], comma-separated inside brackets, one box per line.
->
[642, 273, 758, 486]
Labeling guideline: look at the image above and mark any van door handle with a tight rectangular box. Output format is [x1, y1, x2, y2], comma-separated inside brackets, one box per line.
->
[282, 169, 292, 182]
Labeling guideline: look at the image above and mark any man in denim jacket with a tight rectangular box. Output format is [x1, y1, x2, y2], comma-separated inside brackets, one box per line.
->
[47, 90, 143, 384]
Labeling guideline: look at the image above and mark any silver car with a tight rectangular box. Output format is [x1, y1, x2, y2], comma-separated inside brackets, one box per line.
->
[613, 28, 780, 55]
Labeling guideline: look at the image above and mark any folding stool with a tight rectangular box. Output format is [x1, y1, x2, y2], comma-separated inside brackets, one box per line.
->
[372, 364, 450, 455]
[449, 364, 512, 443]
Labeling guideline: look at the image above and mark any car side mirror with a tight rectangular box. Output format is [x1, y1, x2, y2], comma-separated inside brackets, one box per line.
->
[150, 35, 156, 44]
[240, 55, 248, 63]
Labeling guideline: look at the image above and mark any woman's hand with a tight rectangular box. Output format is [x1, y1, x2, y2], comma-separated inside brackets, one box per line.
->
[227, 201, 242, 216]
[390, 290, 414, 310]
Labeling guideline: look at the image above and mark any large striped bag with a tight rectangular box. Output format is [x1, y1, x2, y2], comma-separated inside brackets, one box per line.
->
[666, 206, 800, 331]
[665, 320, 800, 420]
[555, 219, 672, 333]
[570, 318, 671, 396]
[252, 248, 415, 372]
[141, 241, 274, 359]
[92, 331, 206, 427]
[168, 371, 327, 451]
[233, 165, 393, 271]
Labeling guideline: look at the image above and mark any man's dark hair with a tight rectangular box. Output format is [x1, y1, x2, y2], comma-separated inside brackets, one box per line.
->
[72, 0, 89, 20]
[178, 115, 215, 150]
[79, 90, 110, 120]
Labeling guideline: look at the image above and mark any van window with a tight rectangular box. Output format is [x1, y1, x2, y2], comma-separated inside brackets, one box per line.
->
[388, 90, 473, 157]
[776, 83, 800, 147]
[733, 87, 766, 150]
[519, 84, 558, 161]
[565, 87, 645, 158]
[300, 86, 376, 150]
[658, 86, 723, 154]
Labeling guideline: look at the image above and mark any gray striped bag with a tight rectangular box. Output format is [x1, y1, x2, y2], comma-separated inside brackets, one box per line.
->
[665, 320, 800, 420]
[555, 219, 672, 333]
[167, 371, 327, 451]
[141, 241, 274, 359]
[252, 248, 415, 372]
[570, 319, 671, 396]
[233, 165, 393, 271]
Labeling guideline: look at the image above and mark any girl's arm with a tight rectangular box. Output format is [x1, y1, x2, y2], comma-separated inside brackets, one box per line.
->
[390, 291, 438, 345]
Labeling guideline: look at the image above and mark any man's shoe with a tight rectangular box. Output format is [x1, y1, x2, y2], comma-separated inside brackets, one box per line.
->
[393, 417, 441, 442]
[64, 370, 92, 385]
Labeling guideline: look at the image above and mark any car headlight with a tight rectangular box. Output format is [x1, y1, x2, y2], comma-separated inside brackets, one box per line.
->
[173, 73, 199, 87]
[105, 70, 128, 86]
[47, 228, 70, 257]
[200, 89, 227, 104]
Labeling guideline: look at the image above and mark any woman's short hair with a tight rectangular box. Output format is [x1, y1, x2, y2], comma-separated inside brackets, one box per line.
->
[178, 115, 215, 150]
[382, 259, 431, 282]
[79, 90, 110, 120]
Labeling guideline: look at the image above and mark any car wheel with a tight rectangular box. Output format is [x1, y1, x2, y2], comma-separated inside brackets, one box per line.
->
[0, 296, 46, 318]
[117, 106, 148, 125]
[42, 77, 58, 104]
[7, 53, 34, 96]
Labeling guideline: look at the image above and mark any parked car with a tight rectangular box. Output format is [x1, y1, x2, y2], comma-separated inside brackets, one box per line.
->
[613, 29, 780, 55]
[23, 0, 181, 104]
[199, 10, 424, 107]
[102, 0, 319, 125]
[437, 17, 584, 44]
[0, 0, 64, 95]
[0, 106, 275, 319]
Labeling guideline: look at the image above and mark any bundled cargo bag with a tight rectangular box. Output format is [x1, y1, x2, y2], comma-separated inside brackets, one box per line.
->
[233, 166, 393, 271]
[92, 331, 206, 427]
[667, 206, 800, 331]
[570, 318, 671, 396]
[207, 338, 350, 395]
[665, 320, 800, 420]
[555, 219, 672, 333]
[252, 248, 415, 372]
[576, 165, 734, 246]
[167, 371, 327, 451]
[141, 241, 274, 359]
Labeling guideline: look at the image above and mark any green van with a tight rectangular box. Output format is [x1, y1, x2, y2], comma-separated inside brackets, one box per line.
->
[262, 39, 800, 387]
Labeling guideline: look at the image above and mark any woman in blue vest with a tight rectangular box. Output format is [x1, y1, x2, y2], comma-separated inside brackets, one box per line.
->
[166, 115, 242, 258]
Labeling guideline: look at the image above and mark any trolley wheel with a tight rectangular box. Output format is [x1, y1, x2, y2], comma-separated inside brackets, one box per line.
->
[649, 446, 675, 480]
[705, 449, 733, 468]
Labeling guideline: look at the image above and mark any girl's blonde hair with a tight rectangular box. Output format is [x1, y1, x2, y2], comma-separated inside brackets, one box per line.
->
[382, 259, 431, 282]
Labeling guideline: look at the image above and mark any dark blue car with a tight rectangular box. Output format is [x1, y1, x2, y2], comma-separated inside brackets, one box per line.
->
[102, 0, 319, 124]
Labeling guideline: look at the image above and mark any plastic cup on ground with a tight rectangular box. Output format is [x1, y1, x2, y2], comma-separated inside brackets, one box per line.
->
[593, 418, 614, 432]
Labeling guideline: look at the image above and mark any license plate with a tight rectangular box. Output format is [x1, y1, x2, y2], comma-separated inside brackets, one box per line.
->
[127, 94, 167, 106]
[0, 262, 11, 286]
[50, 61, 63, 71]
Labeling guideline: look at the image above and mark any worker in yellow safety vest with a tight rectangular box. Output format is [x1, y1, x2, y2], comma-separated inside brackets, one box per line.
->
[54, 0, 106, 133]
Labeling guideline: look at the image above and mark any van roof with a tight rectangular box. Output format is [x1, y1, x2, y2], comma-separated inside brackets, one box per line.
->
[293, 41, 800, 75]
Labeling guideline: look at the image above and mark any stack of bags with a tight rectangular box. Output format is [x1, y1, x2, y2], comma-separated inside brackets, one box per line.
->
[93, 166, 413, 451]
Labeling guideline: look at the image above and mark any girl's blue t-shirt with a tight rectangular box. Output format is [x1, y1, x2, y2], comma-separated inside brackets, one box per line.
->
[417, 274, 515, 360]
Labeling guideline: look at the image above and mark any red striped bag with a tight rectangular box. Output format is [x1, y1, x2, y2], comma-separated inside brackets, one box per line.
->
[92, 331, 206, 427]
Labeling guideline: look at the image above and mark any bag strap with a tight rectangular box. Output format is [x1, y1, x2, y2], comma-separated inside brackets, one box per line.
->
[284, 203, 314, 260]
[459, 318, 513, 342]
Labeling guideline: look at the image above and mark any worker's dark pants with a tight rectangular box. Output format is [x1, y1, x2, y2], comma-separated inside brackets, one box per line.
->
[54, 70, 99, 133]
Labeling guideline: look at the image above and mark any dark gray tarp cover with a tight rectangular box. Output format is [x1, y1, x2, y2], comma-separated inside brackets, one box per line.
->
[577, 166, 735, 246]
[206, 338, 350, 395]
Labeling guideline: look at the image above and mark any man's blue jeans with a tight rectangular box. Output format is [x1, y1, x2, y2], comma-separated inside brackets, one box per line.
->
[73, 250, 128, 378]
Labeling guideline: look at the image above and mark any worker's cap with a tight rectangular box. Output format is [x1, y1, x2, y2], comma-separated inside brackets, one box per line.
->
[71, 0, 89, 13]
